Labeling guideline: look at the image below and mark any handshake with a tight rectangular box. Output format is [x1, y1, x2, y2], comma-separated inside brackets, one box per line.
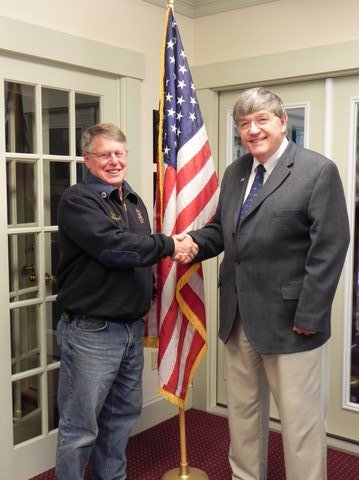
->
[171, 233, 199, 264]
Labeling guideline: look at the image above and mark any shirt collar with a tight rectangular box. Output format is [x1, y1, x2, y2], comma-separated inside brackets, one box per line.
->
[83, 171, 136, 202]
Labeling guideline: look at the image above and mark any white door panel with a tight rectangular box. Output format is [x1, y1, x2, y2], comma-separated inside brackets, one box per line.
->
[329, 75, 359, 440]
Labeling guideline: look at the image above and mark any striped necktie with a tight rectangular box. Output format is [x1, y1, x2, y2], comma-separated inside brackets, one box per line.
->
[238, 163, 266, 226]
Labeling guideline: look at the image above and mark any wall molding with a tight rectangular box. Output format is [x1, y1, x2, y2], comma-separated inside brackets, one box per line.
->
[0, 15, 144, 79]
[192, 39, 359, 92]
[142, 0, 278, 18]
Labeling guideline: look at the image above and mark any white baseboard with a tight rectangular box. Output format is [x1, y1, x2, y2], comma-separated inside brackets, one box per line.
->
[131, 394, 192, 436]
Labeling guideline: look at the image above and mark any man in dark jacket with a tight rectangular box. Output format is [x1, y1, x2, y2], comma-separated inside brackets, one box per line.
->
[55, 123, 197, 480]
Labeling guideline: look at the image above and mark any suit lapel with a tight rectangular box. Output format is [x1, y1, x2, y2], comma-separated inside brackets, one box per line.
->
[232, 155, 253, 230]
[239, 141, 296, 224]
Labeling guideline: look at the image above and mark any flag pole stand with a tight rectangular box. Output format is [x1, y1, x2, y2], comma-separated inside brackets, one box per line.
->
[161, 407, 209, 480]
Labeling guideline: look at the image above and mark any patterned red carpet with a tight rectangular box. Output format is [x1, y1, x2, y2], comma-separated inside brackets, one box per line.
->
[30, 408, 358, 480]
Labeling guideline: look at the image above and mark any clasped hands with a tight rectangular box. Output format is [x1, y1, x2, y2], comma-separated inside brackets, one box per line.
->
[171, 233, 198, 264]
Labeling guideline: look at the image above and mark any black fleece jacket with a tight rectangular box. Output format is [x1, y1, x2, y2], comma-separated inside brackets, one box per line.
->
[56, 172, 174, 322]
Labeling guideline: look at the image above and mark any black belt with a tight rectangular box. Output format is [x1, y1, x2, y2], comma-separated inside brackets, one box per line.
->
[61, 311, 136, 324]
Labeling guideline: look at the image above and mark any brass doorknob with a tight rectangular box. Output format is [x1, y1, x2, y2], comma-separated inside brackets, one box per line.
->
[23, 264, 35, 273]
[45, 273, 56, 285]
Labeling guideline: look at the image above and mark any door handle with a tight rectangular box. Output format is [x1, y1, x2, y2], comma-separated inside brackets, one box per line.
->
[45, 273, 56, 285]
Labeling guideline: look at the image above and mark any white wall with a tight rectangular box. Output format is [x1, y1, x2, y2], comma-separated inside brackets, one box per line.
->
[193, 0, 359, 65]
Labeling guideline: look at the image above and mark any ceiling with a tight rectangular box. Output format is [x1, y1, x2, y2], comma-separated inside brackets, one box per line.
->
[142, 0, 279, 18]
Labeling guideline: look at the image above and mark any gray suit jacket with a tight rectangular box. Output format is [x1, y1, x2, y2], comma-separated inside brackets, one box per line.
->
[190, 141, 350, 354]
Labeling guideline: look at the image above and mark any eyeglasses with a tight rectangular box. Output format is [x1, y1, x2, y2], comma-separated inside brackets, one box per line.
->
[86, 151, 127, 161]
[237, 114, 278, 131]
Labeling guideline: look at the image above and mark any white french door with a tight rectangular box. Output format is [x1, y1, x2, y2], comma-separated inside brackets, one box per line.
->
[0, 54, 119, 479]
[217, 79, 359, 444]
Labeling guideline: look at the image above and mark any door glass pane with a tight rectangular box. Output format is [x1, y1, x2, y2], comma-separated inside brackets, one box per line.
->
[46, 302, 61, 364]
[44, 161, 70, 226]
[45, 232, 59, 296]
[5, 81, 36, 153]
[75, 93, 100, 155]
[46, 301, 60, 432]
[6, 160, 12, 224]
[8, 233, 38, 302]
[42, 88, 69, 155]
[286, 107, 305, 147]
[7, 161, 36, 226]
[12, 375, 42, 445]
[77, 161, 87, 182]
[10, 305, 39, 375]
[16, 162, 36, 224]
[351, 104, 359, 404]
[48, 369, 59, 431]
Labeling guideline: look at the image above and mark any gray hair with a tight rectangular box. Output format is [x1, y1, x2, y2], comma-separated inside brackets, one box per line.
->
[81, 123, 127, 153]
[232, 87, 286, 125]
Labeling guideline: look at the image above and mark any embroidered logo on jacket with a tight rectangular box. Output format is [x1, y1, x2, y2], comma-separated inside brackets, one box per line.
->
[109, 212, 121, 222]
[136, 208, 145, 224]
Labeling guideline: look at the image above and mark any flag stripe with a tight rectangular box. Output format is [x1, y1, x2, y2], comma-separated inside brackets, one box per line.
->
[177, 137, 212, 187]
[176, 173, 219, 231]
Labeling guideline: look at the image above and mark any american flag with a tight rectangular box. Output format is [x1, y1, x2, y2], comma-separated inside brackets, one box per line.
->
[147, 6, 219, 407]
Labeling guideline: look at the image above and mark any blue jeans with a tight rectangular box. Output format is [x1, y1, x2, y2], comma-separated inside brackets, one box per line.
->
[55, 315, 145, 480]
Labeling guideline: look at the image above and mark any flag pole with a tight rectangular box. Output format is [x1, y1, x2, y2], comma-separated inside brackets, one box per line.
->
[161, 407, 209, 480]
[158, 0, 213, 478]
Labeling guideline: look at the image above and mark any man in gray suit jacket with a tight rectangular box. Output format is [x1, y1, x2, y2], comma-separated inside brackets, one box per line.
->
[183, 88, 350, 479]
